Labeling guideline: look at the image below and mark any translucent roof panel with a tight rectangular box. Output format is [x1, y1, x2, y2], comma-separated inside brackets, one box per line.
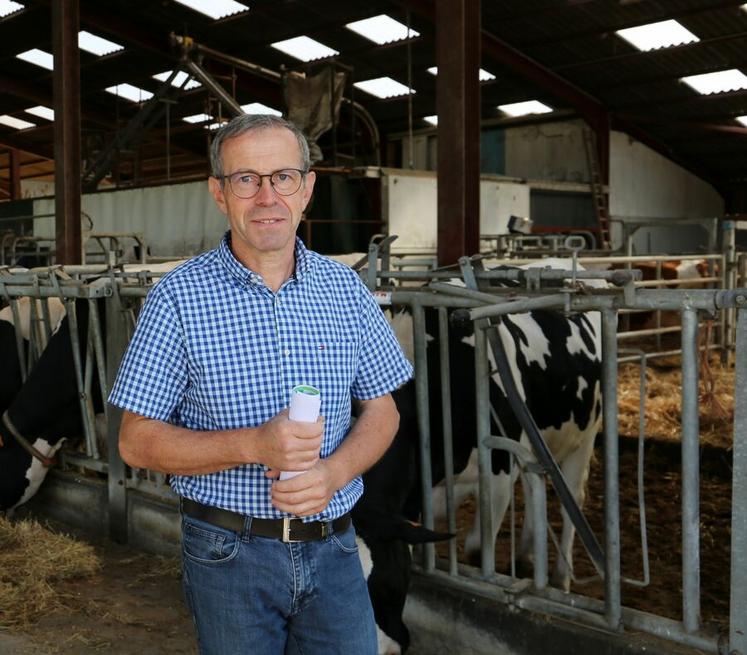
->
[271, 36, 339, 62]
[354, 77, 414, 99]
[345, 14, 419, 45]
[240, 102, 282, 116]
[427, 66, 495, 82]
[182, 113, 212, 123]
[16, 48, 53, 70]
[172, 0, 248, 19]
[105, 83, 154, 103]
[423, 115, 438, 126]
[498, 100, 553, 117]
[616, 19, 699, 52]
[78, 30, 124, 56]
[153, 70, 201, 90]
[0, 114, 35, 130]
[0, 1, 23, 18]
[25, 105, 54, 121]
[737, 115, 747, 127]
[681, 69, 747, 95]
[270, 36, 340, 61]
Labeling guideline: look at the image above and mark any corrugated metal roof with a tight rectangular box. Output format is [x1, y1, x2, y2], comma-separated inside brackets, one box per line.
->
[0, 0, 745, 197]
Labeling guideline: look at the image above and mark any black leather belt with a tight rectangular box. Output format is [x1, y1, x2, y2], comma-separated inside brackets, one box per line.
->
[181, 498, 351, 543]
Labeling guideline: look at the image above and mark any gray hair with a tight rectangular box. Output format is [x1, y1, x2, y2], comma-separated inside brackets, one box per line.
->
[209, 114, 311, 179]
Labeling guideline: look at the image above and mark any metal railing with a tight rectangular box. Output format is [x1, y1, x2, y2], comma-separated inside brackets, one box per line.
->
[0, 259, 744, 654]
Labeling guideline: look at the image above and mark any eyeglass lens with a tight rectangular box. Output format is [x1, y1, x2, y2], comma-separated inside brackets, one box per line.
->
[228, 169, 303, 198]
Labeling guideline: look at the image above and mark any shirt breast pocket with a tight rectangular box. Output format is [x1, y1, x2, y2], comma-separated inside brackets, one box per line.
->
[297, 340, 358, 401]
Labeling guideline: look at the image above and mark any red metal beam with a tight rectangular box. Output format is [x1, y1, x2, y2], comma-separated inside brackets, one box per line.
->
[9, 149, 22, 199]
[436, 0, 481, 264]
[52, 0, 82, 264]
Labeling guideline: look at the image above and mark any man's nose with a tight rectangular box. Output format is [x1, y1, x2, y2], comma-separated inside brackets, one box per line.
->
[254, 177, 277, 205]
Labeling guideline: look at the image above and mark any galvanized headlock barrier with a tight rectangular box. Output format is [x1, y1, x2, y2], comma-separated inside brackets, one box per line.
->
[372, 261, 744, 655]
[2, 260, 746, 654]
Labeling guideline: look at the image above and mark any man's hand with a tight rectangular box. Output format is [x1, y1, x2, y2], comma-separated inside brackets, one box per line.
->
[254, 410, 323, 472]
[267, 460, 338, 517]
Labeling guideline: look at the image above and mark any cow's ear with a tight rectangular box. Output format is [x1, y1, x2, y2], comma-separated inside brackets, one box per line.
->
[394, 518, 453, 544]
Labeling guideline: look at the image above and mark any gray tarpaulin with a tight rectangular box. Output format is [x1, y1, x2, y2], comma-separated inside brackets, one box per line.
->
[285, 67, 347, 163]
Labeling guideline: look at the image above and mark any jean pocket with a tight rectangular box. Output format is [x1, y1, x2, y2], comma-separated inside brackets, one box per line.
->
[182, 517, 240, 565]
[329, 525, 359, 554]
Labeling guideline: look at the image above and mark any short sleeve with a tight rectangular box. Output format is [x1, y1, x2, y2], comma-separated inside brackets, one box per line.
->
[350, 282, 413, 400]
[108, 287, 189, 421]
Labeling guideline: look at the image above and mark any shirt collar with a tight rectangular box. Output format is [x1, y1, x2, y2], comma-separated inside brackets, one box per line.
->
[217, 231, 312, 287]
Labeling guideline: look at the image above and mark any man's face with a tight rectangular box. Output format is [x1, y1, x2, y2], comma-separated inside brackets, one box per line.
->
[209, 127, 316, 266]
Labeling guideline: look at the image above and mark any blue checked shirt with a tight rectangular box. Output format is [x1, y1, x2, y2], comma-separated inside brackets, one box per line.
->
[109, 233, 413, 521]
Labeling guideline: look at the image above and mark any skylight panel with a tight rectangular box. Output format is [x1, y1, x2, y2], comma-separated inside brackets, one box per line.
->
[616, 19, 699, 52]
[153, 70, 201, 90]
[172, 0, 248, 20]
[427, 66, 496, 82]
[0, 114, 35, 130]
[25, 106, 54, 121]
[16, 48, 53, 70]
[105, 83, 154, 103]
[423, 115, 438, 126]
[681, 69, 747, 95]
[498, 100, 553, 117]
[183, 113, 212, 123]
[271, 36, 339, 62]
[0, 1, 24, 18]
[78, 30, 123, 56]
[736, 115, 747, 127]
[354, 77, 414, 99]
[240, 102, 282, 116]
[346, 14, 419, 45]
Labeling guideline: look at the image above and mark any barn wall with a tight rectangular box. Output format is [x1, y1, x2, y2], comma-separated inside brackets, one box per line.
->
[608, 131, 724, 253]
[503, 120, 588, 183]
[382, 168, 530, 253]
[32, 180, 228, 258]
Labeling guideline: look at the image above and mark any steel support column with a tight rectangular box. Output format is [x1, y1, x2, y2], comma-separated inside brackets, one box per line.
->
[52, 0, 82, 264]
[9, 148, 21, 200]
[435, 0, 480, 266]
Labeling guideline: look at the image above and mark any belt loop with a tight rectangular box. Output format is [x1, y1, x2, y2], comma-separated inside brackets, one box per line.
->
[243, 515, 253, 539]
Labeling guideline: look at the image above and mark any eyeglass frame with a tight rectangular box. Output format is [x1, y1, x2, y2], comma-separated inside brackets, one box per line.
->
[216, 168, 309, 199]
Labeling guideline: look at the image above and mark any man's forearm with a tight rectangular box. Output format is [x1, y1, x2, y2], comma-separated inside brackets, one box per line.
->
[324, 394, 400, 490]
[118, 409, 323, 476]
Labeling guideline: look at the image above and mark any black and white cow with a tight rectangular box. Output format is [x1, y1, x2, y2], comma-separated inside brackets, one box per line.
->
[0, 299, 103, 511]
[353, 260, 604, 654]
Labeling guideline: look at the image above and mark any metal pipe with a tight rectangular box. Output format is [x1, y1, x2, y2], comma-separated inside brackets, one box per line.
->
[438, 307, 458, 575]
[473, 323, 495, 578]
[601, 308, 622, 630]
[680, 307, 701, 633]
[730, 306, 747, 654]
[484, 437, 548, 590]
[412, 301, 435, 571]
[181, 59, 243, 117]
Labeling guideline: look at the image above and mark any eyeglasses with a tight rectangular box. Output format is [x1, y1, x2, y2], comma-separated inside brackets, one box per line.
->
[219, 168, 307, 199]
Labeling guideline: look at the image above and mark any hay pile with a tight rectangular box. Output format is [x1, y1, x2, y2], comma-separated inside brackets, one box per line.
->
[618, 358, 734, 450]
[0, 517, 101, 629]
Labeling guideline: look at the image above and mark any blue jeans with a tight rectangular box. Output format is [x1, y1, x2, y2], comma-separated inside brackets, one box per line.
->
[181, 515, 377, 655]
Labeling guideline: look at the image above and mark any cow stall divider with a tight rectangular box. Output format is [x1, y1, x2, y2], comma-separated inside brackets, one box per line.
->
[2, 257, 746, 655]
[370, 257, 744, 654]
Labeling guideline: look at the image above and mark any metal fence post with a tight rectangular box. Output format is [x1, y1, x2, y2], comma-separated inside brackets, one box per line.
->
[730, 305, 747, 654]
[105, 286, 128, 544]
[681, 307, 701, 633]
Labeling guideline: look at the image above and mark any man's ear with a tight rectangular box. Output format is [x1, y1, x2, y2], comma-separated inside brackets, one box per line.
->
[208, 176, 228, 216]
[301, 170, 316, 211]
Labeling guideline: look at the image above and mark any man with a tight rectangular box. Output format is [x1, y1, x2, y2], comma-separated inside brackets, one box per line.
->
[109, 114, 412, 654]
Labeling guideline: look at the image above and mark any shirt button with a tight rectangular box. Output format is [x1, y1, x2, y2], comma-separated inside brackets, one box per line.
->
[284, 349, 290, 356]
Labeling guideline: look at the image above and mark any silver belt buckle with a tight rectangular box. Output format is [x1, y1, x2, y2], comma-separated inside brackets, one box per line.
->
[282, 517, 301, 543]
